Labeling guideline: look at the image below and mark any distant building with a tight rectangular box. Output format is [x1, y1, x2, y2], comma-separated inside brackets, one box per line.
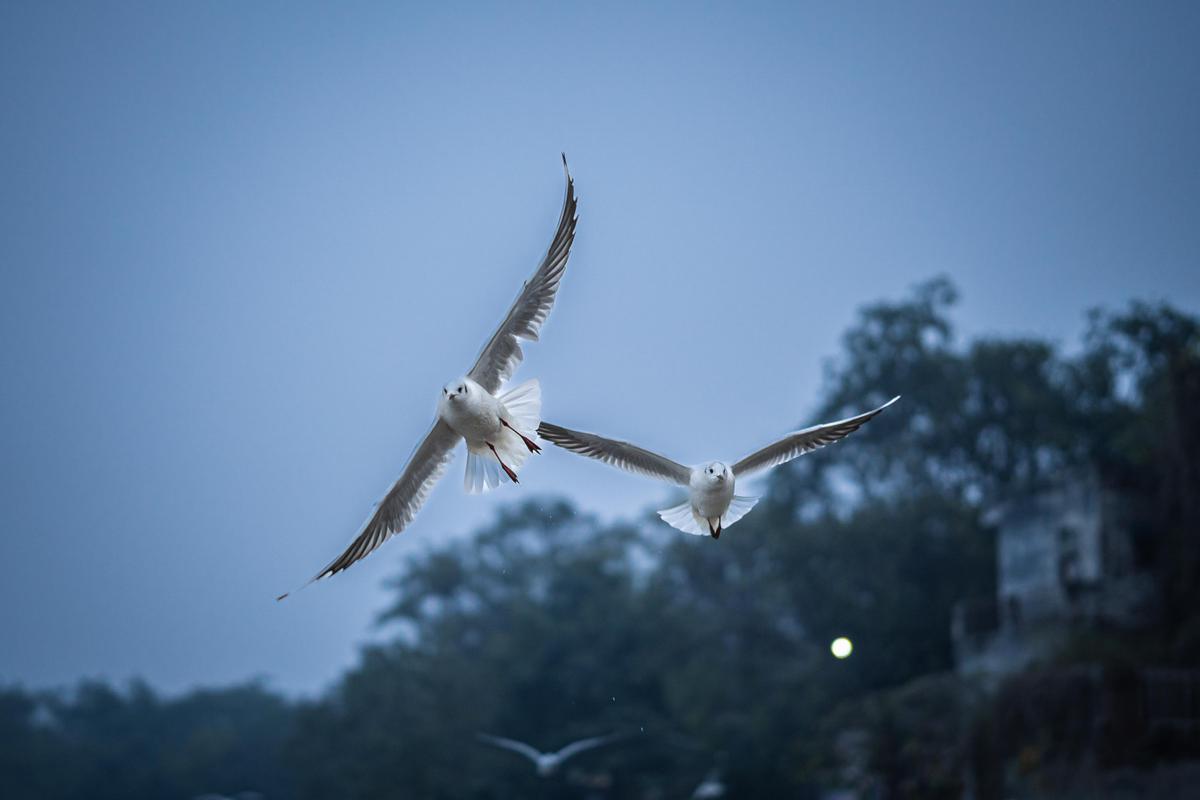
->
[953, 477, 1158, 679]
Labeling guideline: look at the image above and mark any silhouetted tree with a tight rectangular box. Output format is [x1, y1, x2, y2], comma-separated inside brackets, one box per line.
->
[4, 280, 1196, 799]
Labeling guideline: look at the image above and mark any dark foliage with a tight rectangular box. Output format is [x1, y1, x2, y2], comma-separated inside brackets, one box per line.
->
[0, 681, 294, 800]
[3, 279, 1196, 798]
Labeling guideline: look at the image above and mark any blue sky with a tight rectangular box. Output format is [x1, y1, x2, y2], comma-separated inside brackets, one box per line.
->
[1, 2, 1197, 694]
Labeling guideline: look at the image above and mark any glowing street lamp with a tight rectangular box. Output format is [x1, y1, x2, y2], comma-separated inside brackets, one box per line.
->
[830, 637, 853, 659]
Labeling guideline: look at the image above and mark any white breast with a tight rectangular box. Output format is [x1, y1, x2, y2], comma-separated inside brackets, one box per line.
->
[689, 470, 735, 518]
[440, 388, 501, 445]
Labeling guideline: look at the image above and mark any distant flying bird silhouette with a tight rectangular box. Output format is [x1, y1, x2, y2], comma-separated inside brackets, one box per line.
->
[476, 732, 620, 777]
[539, 396, 898, 538]
[278, 156, 577, 599]
[690, 770, 727, 799]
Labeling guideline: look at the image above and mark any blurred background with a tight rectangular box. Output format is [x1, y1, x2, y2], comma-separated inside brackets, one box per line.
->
[2, 2, 1199, 798]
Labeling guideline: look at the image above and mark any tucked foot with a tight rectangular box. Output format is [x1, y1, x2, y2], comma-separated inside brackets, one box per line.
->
[488, 443, 519, 483]
[501, 419, 541, 453]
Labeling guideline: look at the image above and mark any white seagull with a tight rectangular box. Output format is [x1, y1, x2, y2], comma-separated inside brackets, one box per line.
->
[691, 770, 727, 799]
[538, 396, 899, 538]
[278, 156, 577, 599]
[476, 732, 620, 777]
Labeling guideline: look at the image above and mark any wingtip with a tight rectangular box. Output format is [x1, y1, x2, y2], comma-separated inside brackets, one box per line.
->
[868, 395, 901, 417]
[276, 571, 323, 603]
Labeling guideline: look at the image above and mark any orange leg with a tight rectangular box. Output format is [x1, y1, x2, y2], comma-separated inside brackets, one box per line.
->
[500, 419, 541, 453]
[487, 443, 519, 483]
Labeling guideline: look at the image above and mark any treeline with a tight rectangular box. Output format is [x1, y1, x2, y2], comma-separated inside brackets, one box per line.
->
[3, 278, 1197, 799]
[0, 681, 294, 800]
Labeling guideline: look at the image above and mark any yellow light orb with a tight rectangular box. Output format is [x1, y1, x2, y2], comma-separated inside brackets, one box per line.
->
[830, 637, 853, 659]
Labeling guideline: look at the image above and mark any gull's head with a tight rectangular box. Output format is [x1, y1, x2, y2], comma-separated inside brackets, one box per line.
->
[442, 378, 472, 402]
[702, 462, 730, 484]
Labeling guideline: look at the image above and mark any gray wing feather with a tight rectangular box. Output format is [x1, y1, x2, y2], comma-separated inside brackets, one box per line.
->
[477, 733, 543, 763]
[468, 155, 578, 393]
[555, 733, 620, 761]
[278, 420, 459, 598]
[732, 396, 899, 478]
[538, 422, 691, 485]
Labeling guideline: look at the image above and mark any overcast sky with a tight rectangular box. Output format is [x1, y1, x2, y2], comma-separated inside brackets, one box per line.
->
[2, 2, 1197, 695]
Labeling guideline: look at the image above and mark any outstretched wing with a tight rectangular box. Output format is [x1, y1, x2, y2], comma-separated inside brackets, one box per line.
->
[278, 420, 459, 599]
[468, 155, 578, 393]
[732, 396, 899, 478]
[555, 733, 621, 762]
[477, 733, 543, 763]
[538, 422, 691, 485]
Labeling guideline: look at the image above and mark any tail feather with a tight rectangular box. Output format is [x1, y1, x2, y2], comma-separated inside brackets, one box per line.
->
[721, 495, 760, 529]
[462, 380, 540, 494]
[465, 429, 533, 494]
[464, 446, 504, 493]
[657, 501, 708, 536]
[494, 428, 533, 471]
[498, 379, 541, 434]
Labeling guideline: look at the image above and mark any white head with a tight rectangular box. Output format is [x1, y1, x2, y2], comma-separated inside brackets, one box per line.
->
[442, 377, 473, 404]
[701, 461, 730, 485]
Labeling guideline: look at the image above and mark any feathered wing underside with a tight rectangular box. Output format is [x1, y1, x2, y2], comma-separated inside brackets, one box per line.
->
[732, 396, 900, 478]
[468, 156, 578, 394]
[658, 501, 708, 536]
[278, 420, 459, 599]
[537, 422, 691, 485]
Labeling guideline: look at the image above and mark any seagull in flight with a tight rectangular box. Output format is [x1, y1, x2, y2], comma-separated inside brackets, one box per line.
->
[538, 396, 898, 538]
[691, 770, 727, 799]
[278, 156, 577, 599]
[476, 732, 620, 777]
